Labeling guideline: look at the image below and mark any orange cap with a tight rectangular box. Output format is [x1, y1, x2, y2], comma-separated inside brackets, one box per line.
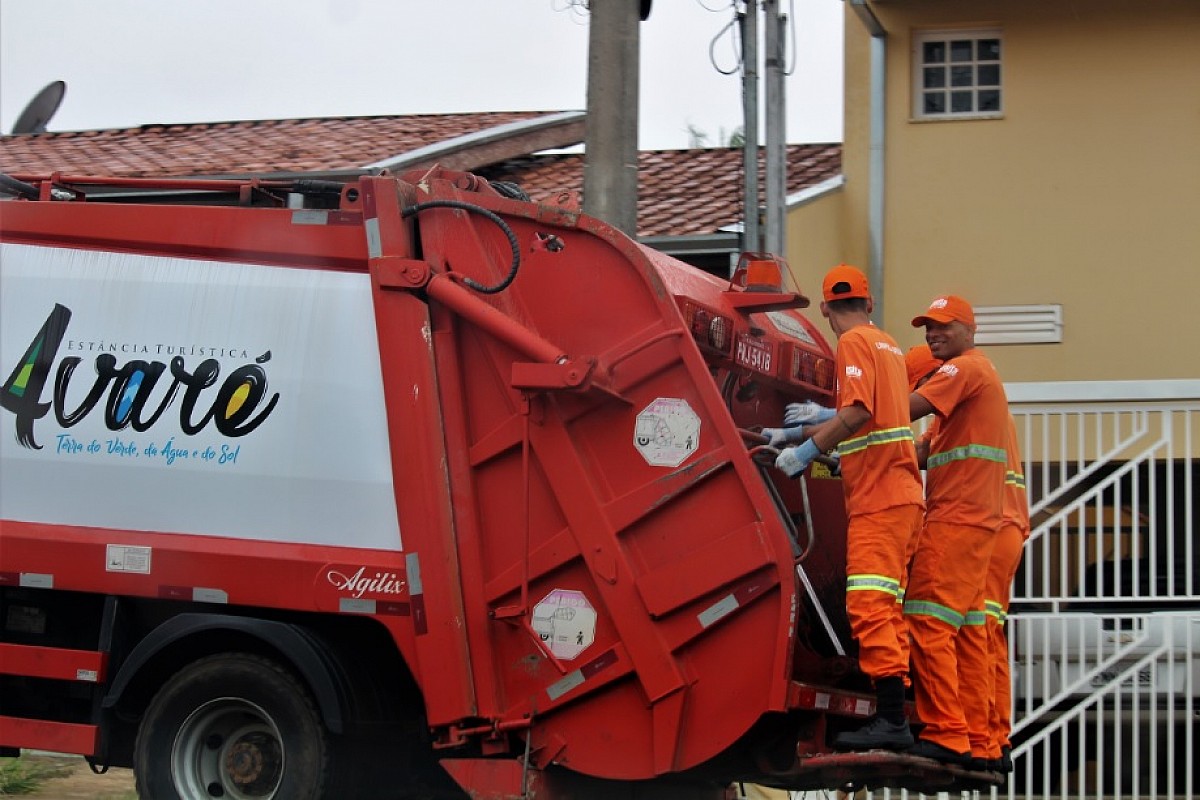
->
[822, 264, 870, 302]
[911, 295, 975, 328]
[905, 344, 942, 391]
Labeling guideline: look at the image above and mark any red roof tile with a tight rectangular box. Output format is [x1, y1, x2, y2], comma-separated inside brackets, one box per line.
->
[1, 112, 841, 239]
[0, 111, 570, 178]
[482, 144, 842, 238]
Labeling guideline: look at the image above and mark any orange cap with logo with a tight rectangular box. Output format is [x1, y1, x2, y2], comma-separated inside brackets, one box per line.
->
[822, 264, 871, 302]
[905, 344, 942, 391]
[910, 294, 975, 328]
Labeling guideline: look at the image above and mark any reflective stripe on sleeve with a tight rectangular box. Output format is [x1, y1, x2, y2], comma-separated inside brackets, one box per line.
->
[836, 426, 915, 457]
[927, 443, 1007, 469]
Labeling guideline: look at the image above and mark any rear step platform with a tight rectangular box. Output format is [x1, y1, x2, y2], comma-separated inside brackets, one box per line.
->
[791, 751, 1003, 793]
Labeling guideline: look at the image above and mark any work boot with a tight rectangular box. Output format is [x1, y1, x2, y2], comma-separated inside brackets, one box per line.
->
[833, 675, 913, 751]
[833, 715, 914, 751]
[906, 738, 973, 768]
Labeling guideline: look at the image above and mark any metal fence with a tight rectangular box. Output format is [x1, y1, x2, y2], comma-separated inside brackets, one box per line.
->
[1003, 380, 1200, 799]
[852, 380, 1200, 799]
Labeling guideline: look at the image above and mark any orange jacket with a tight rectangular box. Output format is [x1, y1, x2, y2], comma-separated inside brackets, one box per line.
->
[915, 348, 1009, 530]
[833, 324, 925, 516]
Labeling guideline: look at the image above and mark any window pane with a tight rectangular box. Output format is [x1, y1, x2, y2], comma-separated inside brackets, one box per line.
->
[923, 92, 946, 114]
[924, 66, 946, 88]
[978, 64, 1000, 86]
[951, 91, 973, 113]
[951, 65, 974, 87]
[979, 39, 1001, 60]
[923, 41, 946, 64]
[950, 40, 973, 62]
[978, 90, 1001, 111]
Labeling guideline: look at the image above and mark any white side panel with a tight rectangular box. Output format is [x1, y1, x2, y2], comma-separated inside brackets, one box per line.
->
[0, 244, 401, 549]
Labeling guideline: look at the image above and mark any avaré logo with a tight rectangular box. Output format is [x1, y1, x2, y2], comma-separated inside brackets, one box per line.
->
[0, 304, 280, 450]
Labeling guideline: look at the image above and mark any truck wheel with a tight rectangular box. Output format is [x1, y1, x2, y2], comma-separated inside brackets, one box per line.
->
[135, 652, 330, 799]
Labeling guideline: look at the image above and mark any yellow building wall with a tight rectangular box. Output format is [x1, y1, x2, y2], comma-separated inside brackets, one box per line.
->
[783, 187, 846, 302]
[841, 0, 1200, 383]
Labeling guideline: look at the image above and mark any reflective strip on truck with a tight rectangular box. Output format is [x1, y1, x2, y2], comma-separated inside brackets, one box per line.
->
[406, 552, 427, 634]
[696, 575, 771, 629]
[338, 598, 411, 616]
[546, 647, 620, 702]
[0, 572, 54, 589]
[158, 586, 229, 603]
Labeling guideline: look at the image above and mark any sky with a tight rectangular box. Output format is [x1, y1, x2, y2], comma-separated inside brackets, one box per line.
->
[0, 0, 844, 151]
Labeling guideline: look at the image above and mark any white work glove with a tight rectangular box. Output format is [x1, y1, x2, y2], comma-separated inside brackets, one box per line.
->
[759, 426, 809, 448]
[783, 401, 836, 427]
[825, 451, 842, 476]
[775, 439, 821, 478]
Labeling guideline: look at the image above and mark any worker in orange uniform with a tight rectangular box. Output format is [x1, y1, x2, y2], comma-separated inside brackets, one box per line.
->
[907, 343, 1025, 774]
[904, 343, 943, 472]
[985, 416, 1029, 773]
[771, 265, 925, 750]
[903, 295, 1009, 769]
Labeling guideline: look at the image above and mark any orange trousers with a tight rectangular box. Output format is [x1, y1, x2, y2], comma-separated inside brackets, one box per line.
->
[845, 503, 923, 681]
[985, 523, 1027, 758]
[904, 520, 996, 755]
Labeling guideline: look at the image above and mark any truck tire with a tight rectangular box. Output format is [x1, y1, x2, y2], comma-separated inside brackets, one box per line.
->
[134, 652, 332, 799]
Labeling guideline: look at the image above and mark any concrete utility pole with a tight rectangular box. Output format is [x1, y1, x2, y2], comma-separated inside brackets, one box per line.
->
[584, 1, 641, 237]
[763, 0, 787, 258]
[740, 2, 760, 258]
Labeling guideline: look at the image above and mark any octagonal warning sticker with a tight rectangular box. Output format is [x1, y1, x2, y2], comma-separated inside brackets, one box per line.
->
[532, 588, 597, 660]
[634, 397, 700, 467]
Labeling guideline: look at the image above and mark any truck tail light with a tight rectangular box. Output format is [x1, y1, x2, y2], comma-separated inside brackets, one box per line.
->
[790, 347, 835, 392]
[681, 301, 732, 355]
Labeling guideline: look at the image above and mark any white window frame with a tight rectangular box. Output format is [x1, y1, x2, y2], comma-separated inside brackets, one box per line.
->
[912, 28, 1004, 121]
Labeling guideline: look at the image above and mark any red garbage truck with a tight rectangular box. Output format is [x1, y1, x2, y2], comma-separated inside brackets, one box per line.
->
[0, 168, 991, 798]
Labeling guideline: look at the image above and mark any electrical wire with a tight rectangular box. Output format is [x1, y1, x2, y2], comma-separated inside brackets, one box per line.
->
[708, 9, 743, 76]
[400, 200, 522, 295]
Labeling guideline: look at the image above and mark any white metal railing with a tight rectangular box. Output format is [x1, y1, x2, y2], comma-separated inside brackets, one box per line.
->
[1007, 611, 1198, 800]
[1007, 383, 1198, 608]
[1002, 382, 1199, 799]
[857, 380, 1200, 800]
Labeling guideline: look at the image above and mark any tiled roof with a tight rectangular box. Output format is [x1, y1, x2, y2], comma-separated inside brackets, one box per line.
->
[1, 112, 841, 239]
[481, 144, 842, 238]
[0, 111, 576, 178]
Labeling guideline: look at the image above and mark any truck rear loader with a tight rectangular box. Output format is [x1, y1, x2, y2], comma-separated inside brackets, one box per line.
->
[0, 168, 992, 798]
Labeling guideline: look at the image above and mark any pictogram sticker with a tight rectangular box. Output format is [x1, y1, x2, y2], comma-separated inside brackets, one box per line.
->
[532, 588, 597, 660]
[106, 544, 151, 574]
[634, 397, 700, 467]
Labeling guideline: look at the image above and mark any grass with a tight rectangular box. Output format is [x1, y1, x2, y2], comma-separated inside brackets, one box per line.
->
[0, 755, 69, 795]
[0, 755, 136, 798]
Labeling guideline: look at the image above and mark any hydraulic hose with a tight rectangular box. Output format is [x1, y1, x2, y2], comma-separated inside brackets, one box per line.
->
[401, 200, 521, 295]
[0, 174, 40, 199]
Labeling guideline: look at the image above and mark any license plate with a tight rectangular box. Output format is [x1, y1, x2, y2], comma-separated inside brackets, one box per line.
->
[735, 335, 773, 374]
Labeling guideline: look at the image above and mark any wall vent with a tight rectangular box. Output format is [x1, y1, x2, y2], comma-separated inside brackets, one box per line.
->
[975, 304, 1062, 345]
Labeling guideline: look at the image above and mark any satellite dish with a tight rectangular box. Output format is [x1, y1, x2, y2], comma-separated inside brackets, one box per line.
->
[11, 80, 66, 135]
